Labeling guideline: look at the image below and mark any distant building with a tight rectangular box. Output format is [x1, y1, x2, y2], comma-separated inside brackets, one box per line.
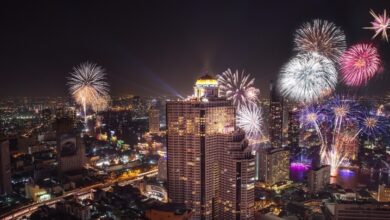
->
[56, 198, 91, 220]
[287, 107, 300, 151]
[324, 192, 390, 220]
[378, 184, 390, 202]
[166, 75, 255, 219]
[149, 107, 160, 133]
[55, 117, 85, 173]
[258, 147, 289, 185]
[25, 184, 51, 202]
[308, 165, 330, 193]
[145, 203, 193, 220]
[157, 156, 167, 182]
[269, 81, 283, 148]
[0, 140, 12, 194]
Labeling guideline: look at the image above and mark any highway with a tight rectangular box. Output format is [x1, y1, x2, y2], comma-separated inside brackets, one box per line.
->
[1, 169, 157, 220]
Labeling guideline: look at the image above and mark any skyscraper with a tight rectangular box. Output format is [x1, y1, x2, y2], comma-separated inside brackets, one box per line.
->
[0, 140, 12, 195]
[287, 106, 300, 152]
[149, 107, 160, 133]
[269, 81, 283, 148]
[55, 117, 85, 173]
[166, 74, 254, 219]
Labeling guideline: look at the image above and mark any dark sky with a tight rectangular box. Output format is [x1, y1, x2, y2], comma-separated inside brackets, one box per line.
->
[1, 0, 390, 98]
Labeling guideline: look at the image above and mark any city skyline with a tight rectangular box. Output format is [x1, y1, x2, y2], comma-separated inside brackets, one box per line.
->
[1, 1, 390, 98]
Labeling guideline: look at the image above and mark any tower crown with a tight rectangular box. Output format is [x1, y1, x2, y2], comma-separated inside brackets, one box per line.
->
[194, 74, 219, 99]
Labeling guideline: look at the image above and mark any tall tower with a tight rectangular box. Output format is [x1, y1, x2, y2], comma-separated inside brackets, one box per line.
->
[55, 117, 85, 173]
[0, 140, 12, 195]
[148, 107, 160, 133]
[288, 107, 300, 153]
[166, 74, 254, 219]
[269, 81, 283, 148]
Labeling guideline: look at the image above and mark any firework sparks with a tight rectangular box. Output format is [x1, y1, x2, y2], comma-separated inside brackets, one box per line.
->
[236, 104, 263, 140]
[356, 114, 387, 138]
[278, 52, 337, 103]
[340, 43, 381, 87]
[364, 9, 390, 41]
[217, 69, 260, 107]
[68, 62, 109, 124]
[325, 144, 347, 177]
[294, 19, 346, 62]
[92, 95, 110, 112]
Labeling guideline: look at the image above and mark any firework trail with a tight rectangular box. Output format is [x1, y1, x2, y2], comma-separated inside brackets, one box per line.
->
[294, 19, 346, 62]
[92, 95, 110, 113]
[217, 69, 260, 108]
[340, 43, 381, 87]
[278, 52, 337, 104]
[236, 103, 263, 141]
[364, 9, 390, 42]
[68, 62, 109, 124]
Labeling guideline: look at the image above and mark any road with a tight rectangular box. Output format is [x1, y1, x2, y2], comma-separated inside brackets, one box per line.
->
[0, 169, 157, 220]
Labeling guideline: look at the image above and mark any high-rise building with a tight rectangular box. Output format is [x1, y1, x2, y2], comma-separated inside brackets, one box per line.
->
[307, 165, 330, 193]
[269, 81, 283, 148]
[287, 107, 300, 151]
[166, 74, 254, 219]
[220, 131, 255, 219]
[55, 117, 85, 173]
[157, 156, 167, 182]
[0, 140, 12, 195]
[149, 107, 160, 133]
[378, 184, 390, 202]
[258, 148, 289, 185]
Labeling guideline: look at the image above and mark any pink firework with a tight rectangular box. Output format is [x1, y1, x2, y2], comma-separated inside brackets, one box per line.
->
[340, 43, 381, 87]
[364, 9, 390, 42]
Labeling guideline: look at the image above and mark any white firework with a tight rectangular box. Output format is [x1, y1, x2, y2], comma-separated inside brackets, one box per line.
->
[278, 52, 337, 104]
[236, 104, 263, 140]
[68, 62, 109, 123]
[217, 69, 260, 107]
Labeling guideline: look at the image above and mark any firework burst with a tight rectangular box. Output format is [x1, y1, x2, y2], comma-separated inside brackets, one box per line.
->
[217, 69, 260, 107]
[364, 9, 390, 42]
[294, 19, 346, 62]
[92, 95, 110, 113]
[68, 62, 109, 123]
[236, 104, 263, 140]
[278, 53, 337, 104]
[340, 43, 381, 87]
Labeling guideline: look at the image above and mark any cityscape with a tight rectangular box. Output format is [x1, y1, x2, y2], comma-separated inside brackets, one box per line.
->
[2, 1, 390, 220]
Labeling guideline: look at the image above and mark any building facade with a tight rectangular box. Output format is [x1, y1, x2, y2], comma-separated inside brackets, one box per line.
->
[0, 140, 12, 194]
[269, 81, 283, 148]
[308, 165, 330, 193]
[149, 107, 160, 133]
[166, 75, 254, 219]
[258, 148, 289, 185]
[378, 184, 390, 202]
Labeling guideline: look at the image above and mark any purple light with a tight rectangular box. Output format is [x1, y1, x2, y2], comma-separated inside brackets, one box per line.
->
[339, 169, 355, 177]
[290, 162, 311, 171]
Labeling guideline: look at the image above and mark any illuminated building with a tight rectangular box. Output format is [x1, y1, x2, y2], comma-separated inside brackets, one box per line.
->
[157, 156, 167, 182]
[166, 74, 254, 219]
[220, 131, 255, 219]
[25, 184, 51, 202]
[149, 106, 160, 133]
[324, 192, 390, 220]
[269, 81, 283, 148]
[307, 165, 330, 193]
[287, 106, 300, 151]
[0, 140, 12, 194]
[378, 184, 390, 202]
[258, 147, 289, 185]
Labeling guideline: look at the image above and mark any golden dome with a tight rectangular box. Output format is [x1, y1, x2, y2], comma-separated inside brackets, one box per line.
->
[195, 74, 218, 86]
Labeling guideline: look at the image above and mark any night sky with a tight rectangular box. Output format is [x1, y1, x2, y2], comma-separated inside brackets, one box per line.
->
[1, 0, 390, 98]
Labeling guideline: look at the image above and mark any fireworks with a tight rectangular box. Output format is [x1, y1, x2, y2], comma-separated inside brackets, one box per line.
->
[294, 19, 346, 62]
[325, 146, 347, 177]
[236, 104, 263, 140]
[340, 43, 381, 87]
[364, 9, 390, 41]
[357, 114, 387, 137]
[278, 52, 337, 103]
[92, 95, 110, 112]
[68, 62, 110, 123]
[217, 69, 260, 107]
